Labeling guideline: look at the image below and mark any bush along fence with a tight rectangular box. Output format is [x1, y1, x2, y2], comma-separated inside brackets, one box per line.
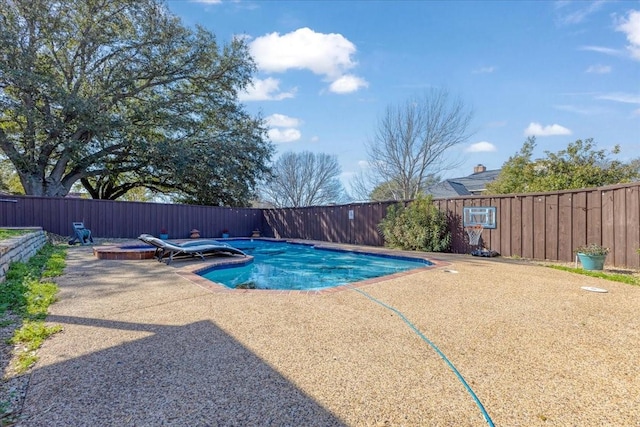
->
[1, 182, 639, 268]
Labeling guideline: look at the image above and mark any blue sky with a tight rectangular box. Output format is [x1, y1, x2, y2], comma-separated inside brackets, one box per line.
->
[167, 0, 640, 191]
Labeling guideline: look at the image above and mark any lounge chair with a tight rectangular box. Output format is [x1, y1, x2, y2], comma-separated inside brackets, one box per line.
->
[139, 234, 233, 256]
[138, 234, 246, 264]
[69, 222, 93, 246]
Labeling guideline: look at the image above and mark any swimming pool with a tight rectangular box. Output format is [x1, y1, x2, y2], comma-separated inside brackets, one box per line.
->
[200, 240, 432, 291]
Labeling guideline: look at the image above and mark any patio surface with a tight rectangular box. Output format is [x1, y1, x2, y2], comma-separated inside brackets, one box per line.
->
[14, 242, 640, 426]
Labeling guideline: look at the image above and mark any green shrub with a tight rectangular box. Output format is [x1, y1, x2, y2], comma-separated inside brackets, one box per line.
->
[378, 195, 451, 252]
[575, 243, 609, 256]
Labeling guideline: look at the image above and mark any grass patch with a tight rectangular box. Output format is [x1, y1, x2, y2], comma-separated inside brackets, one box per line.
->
[546, 265, 640, 286]
[0, 244, 67, 374]
[0, 229, 30, 240]
[9, 321, 63, 371]
[41, 250, 67, 278]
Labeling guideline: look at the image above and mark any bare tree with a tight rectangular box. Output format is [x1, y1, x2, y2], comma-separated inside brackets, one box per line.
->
[261, 151, 345, 207]
[353, 88, 473, 200]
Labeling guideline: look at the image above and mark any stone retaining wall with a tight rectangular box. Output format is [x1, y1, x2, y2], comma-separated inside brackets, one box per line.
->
[0, 228, 47, 283]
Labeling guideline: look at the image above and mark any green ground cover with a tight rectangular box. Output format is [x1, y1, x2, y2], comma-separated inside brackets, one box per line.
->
[0, 230, 29, 240]
[546, 264, 640, 287]
[1, 244, 67, 373]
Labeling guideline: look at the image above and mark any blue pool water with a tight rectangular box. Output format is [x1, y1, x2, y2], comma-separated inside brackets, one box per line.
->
[200, 240, 432, 291]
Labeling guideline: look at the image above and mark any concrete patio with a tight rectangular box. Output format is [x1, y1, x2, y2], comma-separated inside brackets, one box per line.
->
[14, 243, 640, 426]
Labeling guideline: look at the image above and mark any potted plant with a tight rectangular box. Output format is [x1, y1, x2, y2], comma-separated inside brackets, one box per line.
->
[575, 243, 610, 271]
[159, 228, 169, 240]
[221, 228, 229, 238]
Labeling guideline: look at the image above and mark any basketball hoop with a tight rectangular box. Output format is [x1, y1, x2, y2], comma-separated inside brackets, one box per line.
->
[464, 224, 484, 246]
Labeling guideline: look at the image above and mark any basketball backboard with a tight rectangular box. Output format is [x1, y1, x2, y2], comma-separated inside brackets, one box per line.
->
[462, 206, 497, 229]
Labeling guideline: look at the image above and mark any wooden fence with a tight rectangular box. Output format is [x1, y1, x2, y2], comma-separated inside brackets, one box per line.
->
[433, 183, 640, 268]
[258, 183, 640, 268]
[0, 195, 263, 240]
[262, 202, 393, 246]
[1, 182, 639, 268]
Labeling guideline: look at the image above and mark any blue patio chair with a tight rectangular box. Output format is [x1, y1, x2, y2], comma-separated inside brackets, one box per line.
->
[69, 222, 93, 246]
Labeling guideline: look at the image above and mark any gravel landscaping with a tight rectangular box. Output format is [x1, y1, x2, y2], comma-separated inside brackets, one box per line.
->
[6, 244, 640, 426]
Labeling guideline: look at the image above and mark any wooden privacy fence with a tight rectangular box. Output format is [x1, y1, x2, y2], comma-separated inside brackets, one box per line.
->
[262, 183, 640, 268]
[262, 202, 393, 246]
[434, 183, 640, 268]
[0, 195, 263, 240]
[1, 182, 639, 268]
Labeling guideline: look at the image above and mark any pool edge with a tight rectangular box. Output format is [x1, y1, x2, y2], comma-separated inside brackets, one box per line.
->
[175, 239, 451, 295]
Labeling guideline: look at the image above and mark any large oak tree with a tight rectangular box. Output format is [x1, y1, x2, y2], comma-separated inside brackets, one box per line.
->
[0, 0, 272, 205]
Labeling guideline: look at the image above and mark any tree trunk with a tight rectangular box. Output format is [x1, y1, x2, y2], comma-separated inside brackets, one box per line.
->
[20, 173, 71, 197]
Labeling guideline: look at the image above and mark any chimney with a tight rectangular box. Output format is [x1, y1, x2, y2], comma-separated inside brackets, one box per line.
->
[473, 164, 486, 174]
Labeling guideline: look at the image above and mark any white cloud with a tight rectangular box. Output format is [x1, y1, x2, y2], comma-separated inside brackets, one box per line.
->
[596, 92, 640, 104]
[616, 10, 640, 60]
[472, 66, 496, 74]
[633, 108, 640, 116]
[579, 45, 624, 57]
[581, 9, 640, 62]
[585, 64, 612, 74]
[190, 0, 221, 3]
[554, 104, 607, 115]
[310, 136, 319, 142]
[248, 27, 367, 94]
[266, 113, 302, 143]
[267, 128, 301, 143]
[357, 160, 370, 169]
[238, 77, 296, 101]
[265, 114, 300, 127]
[249, 27, 357, 77]
[524, 122, 572, 137]
[465, 142, 497, 153]
[555, 0, 605, 25]
[329, 74, 369, 94]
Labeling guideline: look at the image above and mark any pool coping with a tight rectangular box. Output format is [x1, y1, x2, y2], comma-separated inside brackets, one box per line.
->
[174, 238, 450, 295]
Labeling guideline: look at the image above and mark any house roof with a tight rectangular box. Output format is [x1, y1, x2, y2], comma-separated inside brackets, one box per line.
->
[425, 180, 472, 198]
[449, 169, 501, 193]
[425, 167, 501, 198]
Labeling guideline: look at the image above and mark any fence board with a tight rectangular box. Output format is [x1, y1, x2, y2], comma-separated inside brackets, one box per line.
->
[601, 189, 615, 265]
[586, 190, 602, 245]
[572, 192, 587, 253]
[557, 193, 573, 262]
[545, 194, 559, 261]
[613, 188, 627, 267]
[499, 198, 511, 255]
[533, 196, 546, 260]
[521, 196, 534, 259]
[625, 187, 640, 268]
[485, 198, 496, 251]
[447, 199, 465, 253]
[510, 197, 522, 257]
